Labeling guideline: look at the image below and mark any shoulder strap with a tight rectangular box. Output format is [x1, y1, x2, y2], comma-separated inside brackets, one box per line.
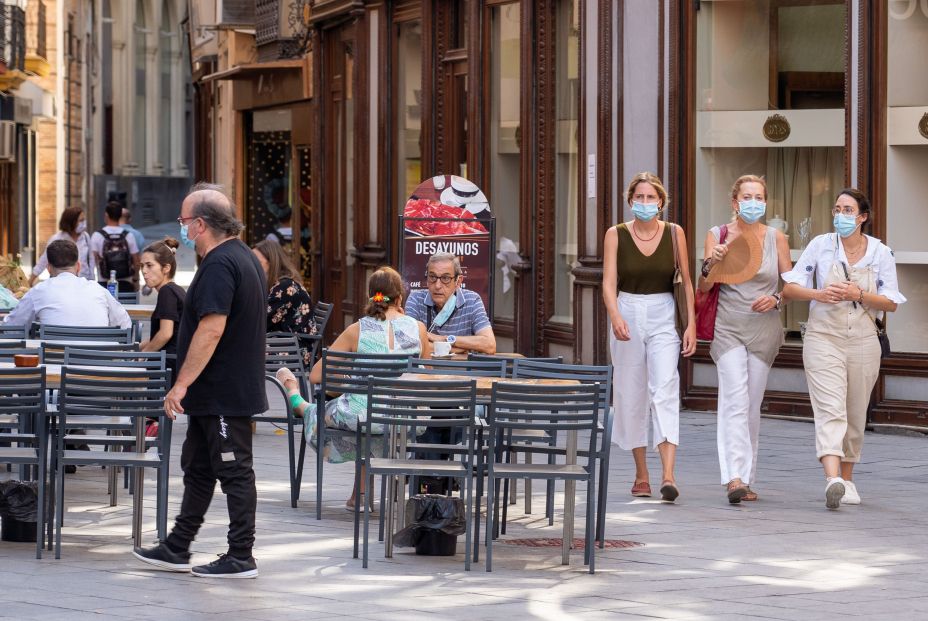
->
[719, 224, 729, 244]
[669, 223, 680, 270]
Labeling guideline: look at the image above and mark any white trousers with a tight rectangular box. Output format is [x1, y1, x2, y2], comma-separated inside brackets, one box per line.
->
[716, 346, 771, 485]
[609, 292, 681, 450]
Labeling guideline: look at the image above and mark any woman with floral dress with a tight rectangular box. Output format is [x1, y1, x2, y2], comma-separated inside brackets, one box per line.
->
[276, 266, 431, 509]
[252, 240, 316, 366]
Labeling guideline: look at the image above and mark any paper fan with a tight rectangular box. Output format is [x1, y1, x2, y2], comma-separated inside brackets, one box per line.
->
[707, 231, 763, 285]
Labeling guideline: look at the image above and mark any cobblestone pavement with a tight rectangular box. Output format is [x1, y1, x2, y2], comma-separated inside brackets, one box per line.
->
[2, 411, 927, 620]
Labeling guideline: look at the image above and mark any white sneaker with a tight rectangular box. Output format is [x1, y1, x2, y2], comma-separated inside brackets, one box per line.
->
[825, 477, 845, 509]
[842, 480, 861, 505]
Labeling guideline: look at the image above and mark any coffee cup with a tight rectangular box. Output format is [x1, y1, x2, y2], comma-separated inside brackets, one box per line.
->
[432, 341, 452, 357]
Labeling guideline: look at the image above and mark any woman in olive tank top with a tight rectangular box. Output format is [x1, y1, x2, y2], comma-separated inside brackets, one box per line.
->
[602, 172, 696, 503]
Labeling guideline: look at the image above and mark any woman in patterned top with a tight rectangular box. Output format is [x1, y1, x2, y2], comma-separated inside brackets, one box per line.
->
[276, 266, 431, 509]
[252, 240, 316, 366]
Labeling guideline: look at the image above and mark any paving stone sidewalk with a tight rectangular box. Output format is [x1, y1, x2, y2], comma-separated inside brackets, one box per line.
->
[2, 411, 927, 621]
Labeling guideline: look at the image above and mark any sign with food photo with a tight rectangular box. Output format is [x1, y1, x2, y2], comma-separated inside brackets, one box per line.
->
[400, 175, 495, 317]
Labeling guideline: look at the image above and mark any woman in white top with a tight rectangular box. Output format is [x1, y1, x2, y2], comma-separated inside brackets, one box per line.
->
[29, 207, 94, 284]
[782, 188, 905, 509]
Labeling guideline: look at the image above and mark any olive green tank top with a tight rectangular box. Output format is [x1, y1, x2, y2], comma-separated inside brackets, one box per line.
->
[615, 223, 675, 294]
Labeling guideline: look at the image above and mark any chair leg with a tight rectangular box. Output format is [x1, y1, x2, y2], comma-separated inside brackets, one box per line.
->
[295, 432, 307, 503]
[362, 471, 373, 569]
[352, 458, 362, 559]
[315, 427, 324, 520]
[597, 450, 609, 547]
[473, 459, 484, 563]
[288, 415, 298, 508]
[35, 455, 45, 559]
[587, 475, 596, 574]
[55, 463, 65, 559]
[463, 468, 474, 571]
[485, 473, 495, 572]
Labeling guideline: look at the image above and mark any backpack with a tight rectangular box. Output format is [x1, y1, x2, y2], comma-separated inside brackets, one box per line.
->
[98, 229, 132, 279]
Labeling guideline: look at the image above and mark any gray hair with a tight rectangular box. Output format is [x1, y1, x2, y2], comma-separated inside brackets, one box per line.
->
[187, 182, 245, 238]
[426, 252, 462, 276]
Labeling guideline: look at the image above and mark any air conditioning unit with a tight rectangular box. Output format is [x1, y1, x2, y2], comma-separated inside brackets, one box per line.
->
[216, 0, 255, 27]
[0, 121, 16, 162]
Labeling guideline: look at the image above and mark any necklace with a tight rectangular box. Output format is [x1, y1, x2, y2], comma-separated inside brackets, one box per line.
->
[843, 236, 865, 256]
[631, 221, 660, 242]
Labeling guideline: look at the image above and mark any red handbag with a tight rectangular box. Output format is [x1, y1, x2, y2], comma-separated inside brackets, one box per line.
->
[695, 224, 728, 341]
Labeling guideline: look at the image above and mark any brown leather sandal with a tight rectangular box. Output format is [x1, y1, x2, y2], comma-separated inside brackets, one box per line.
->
[660, 481, 679, 502]
[742, 487, 758, 501]
[727, 480, 748, 504]
[631, 481, 652, 497]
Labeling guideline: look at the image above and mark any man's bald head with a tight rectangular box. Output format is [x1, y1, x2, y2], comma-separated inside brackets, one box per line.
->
[183, 182, 244, 239]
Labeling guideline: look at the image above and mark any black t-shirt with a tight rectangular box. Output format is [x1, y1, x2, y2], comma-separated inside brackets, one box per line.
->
[176, 239, 268, 416]
[149, 282, 186, 355]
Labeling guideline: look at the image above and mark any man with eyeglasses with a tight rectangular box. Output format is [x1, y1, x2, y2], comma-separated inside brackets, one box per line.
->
[405, 252, 496, 354]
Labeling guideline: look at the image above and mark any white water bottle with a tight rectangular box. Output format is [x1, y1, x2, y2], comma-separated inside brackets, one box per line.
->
[106, 270, 118, 298]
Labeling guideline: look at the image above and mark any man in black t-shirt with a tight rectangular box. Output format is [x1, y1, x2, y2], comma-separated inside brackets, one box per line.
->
[133, 183, 267, 579]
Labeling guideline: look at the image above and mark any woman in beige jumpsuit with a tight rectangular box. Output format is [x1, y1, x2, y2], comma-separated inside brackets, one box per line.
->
[783, 189, 904, 509]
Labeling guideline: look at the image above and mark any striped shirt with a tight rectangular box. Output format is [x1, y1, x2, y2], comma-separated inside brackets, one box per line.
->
[405, 288, 492, 336]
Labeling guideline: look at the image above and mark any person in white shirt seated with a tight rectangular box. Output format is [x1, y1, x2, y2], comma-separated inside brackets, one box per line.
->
[3, 239, 131, 329]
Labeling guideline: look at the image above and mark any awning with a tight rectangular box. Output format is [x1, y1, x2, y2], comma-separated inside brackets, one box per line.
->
[200, 60, 304, 83]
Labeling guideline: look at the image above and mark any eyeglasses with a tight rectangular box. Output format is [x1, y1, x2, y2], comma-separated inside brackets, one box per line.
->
[177, 216, 198, 224]
[831, 206, 859, 216]
[426, 273, 458, 284]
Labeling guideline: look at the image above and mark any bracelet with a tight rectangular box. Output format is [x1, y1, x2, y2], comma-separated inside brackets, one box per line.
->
[701, 260, 712, 278]
[772, 292, 782, 311]
[857, 289, 865, 305]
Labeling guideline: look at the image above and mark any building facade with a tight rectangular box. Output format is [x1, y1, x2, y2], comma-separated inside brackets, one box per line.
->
[186, 0, 928, 426]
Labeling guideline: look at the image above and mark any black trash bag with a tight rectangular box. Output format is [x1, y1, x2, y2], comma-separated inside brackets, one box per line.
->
[394, 494, 466, 548]
[0, 480, 39, 522]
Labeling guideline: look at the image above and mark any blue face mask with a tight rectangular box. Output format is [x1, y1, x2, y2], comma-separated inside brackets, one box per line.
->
[737, 199, 766, 224]
[429, 292, 458, 332]
[833, 213, 859, 238]
[631, 202, 660, 222]
[180, 223, 198, 250]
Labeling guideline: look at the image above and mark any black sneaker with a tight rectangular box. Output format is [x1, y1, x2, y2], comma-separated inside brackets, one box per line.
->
[191, 553, 258, 579]
[132, 542, 192, 572]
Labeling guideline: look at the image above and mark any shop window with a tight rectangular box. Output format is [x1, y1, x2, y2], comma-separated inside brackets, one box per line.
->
[489, 3, 521, 320]
[695, 0, 847, 340]
[247, 110, 292, 245]
[885, 2, 928, 353]
[551, 0, 580, 325]
[396, 20, 422, 212]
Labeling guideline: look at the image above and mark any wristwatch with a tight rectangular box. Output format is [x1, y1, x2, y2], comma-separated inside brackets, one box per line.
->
[446, 335, 457, 345]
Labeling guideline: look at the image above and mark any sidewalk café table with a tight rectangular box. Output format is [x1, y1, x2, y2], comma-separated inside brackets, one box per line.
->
[395, 373, 584, 550]
[0, 361, 151, 547]
[122, 304, 155, 320]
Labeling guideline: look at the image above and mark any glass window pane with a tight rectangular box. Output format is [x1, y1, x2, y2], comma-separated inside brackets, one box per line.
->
[551, 0, 580, 324]
[489, 4, 521, 320]
[695, 0, 846, 340]
[886, 3, 928, 353]
[396, 21, 422, 212]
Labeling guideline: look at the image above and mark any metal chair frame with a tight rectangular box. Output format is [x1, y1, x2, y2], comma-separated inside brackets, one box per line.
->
[38, 324, 133, 344]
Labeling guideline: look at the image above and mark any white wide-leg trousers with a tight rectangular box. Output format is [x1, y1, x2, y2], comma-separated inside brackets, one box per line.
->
[716, 346, 771, 485]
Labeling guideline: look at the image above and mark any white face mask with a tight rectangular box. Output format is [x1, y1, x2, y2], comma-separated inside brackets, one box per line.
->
[75, 221, 87, 234]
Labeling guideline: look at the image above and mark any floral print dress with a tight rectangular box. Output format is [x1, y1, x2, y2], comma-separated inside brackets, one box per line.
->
[305, 315, 422, 464]
[267, 276, 316, 366]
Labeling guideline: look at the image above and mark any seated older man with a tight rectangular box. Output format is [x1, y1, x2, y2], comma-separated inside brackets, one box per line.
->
[4, 239, 131, 329]
[405, 252, 496, 355]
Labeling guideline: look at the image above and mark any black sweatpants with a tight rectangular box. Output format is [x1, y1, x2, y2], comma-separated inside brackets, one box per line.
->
[166, 415, 256, 558]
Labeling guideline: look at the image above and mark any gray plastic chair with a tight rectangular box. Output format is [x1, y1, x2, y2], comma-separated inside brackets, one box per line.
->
[484, 381, 601, 574]
[0, 324, 28, 339]
[54, 367, 170, 558]
[0, 367, 48, 558]
[38, 324, 134, 344]
[467, 353, 563, 377]
[511, 359, 613, 558]
[355, 376, 478, 570]
[40, 342, 138, 364]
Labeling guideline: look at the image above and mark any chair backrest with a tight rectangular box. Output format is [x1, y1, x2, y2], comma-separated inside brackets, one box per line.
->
[38, 324, 133, 344]
[312, 301, 334, 334]
[469, 353, 563, 377]
[265, 332, 306, 374]
[59, 368, 169, 424]
[0, 367, 46, 421]
[408, 357, 506, 378]
[0, 339, 26, 348]
[512, 359, 612, 411]
[0, 346, 40, 363]
[0, 324, 28, 339]
[487, 381, 601, 463]
[320, 349, 411, 399]
[63, 348, 166, 370]
[366, 376, 477, 454]
[117, 291, 140, 304]
[41, 342, 139, 364]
